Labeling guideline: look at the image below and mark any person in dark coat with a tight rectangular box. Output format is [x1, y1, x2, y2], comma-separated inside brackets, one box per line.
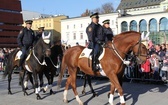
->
[102, 19, 114, 42]
[17, 20, 35, 70]
[34, 27, 45, 44]
[86, 12, 105, 71]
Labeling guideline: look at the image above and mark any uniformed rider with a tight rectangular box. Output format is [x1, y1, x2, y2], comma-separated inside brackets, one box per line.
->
[86, 12, 105, 71]
[17, 20, 35, 70]
[102, 19, 114, 42]
[34, 26, 45, 44]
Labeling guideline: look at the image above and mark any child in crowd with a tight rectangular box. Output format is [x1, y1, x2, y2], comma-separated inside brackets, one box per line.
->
[161, 51, 168, 81]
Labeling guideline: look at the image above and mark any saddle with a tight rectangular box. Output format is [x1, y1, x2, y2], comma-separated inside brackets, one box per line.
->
[79, 47, 105, 61]
[14, 50, 32, 61]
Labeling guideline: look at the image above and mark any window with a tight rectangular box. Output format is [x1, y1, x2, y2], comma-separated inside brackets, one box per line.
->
[81, 24, 83, 28]
[49, 23, 51, 27]
[111, 20, 114, 25]
[74, 24, 75, 29]
[80, 33, 83, 39]
[67, 25, 69, 29]
[160, 17, 168, 31]
[139, 19, 147, 32]
[73, 33, 76, 40]
[121, 21, 128, 32]
[130, 20, 137, 31]
[149, 18, 157, 32]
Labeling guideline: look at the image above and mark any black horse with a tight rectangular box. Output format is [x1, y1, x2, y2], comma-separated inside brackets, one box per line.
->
[3, 32, 53, 99]
[24, 43, 63, 95]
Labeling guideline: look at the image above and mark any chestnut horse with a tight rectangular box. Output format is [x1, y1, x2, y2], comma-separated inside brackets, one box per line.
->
[57, 31, 147, 105]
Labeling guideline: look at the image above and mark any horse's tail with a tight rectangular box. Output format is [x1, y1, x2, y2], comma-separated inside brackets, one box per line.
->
[2, 54, 10, 79]
[57, 55, 67, 90]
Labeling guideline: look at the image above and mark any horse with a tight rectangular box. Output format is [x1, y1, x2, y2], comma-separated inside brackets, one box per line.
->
[23, 43, 64, 94]
[57, 31, 148, 105]
[3, 32, 53, 99]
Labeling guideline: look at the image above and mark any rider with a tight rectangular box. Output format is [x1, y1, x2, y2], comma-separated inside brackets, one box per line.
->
[86, 12, 105, 71]
[34, 26, 45, 44]
[17, 20, 35, 71]
[102, 19, 114, 42]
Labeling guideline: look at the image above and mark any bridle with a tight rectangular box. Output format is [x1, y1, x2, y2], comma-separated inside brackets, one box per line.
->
[106, 36, 147, 65]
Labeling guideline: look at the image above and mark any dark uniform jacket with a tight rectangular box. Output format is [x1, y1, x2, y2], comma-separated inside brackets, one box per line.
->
[86, 22, 105, 43]
[17, 27, 35, 47]
[103, 27, 113, 42]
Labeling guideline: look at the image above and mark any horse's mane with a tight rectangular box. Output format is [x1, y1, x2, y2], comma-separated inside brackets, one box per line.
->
[113, 31, 140, 41]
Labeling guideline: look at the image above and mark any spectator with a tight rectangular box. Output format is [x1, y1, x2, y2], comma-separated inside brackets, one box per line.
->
[160, 47, 168, 81]
[149, 52, 161, 80]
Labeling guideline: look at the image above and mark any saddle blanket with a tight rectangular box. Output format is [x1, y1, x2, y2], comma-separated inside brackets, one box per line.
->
[79, 48, 106, 76]
[79, 48, 105, 60]
[15, 50, 31, 61]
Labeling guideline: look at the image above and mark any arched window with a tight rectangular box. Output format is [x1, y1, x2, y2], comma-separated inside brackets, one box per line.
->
[139, 19, 147, 32]
[130, 20, 137, 31]
[121, 21, 128, 32]
[149, 18, 157, 32]
[160, 17, 168, 32]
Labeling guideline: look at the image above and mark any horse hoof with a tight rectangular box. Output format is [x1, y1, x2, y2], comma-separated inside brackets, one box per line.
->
[24, 92, 28, 96]
[42, 89, 46, 93]
[121, 103, 126, 105]
[93, 93, 98, 97]
[82, 90, 85, 95]
[36, 94, 42, 100]
[50, 90, 54, 95]
[25, 87, 28, 90]
[63, 99, 68, 103]
[8, 91, 12, 95]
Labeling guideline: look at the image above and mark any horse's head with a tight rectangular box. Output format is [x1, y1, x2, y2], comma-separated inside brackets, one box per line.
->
[131, 42, 148, 64]
[41, 32, 52, 57]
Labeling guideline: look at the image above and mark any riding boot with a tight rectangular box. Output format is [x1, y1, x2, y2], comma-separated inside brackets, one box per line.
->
[92, 55, 100, 72]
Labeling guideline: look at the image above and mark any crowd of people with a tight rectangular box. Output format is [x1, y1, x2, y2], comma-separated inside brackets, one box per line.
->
[126, 42, 168, 82]
[0, 48, 16, 71]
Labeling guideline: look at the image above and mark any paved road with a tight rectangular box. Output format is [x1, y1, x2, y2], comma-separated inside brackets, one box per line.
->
[0, 72, 168, 105]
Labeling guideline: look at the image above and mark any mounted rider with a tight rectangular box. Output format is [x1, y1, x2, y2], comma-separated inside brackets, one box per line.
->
[86, 12, 105, 71]
[102, 19, 114, 42]
[17, 20, 35, 71]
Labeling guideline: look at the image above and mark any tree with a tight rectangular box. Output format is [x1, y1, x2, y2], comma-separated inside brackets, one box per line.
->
[101, 2, 114, 14]
[81, 9, 91, 17]
[81, 2, 114, 16]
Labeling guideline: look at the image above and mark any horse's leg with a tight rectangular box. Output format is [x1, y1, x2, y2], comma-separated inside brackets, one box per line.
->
[108, 82, 115, 105]
[43, 70, 54, 95]
[81, 74, 87, 94]
[69, 68, 83, 105]
[33, 72, 41, 100]
[87, 75, 98, 97]
[63, 75, 72, 103]
[108, 73, 125, 105]
[8, 68, 13, 94]
[19, 70, 28, 96]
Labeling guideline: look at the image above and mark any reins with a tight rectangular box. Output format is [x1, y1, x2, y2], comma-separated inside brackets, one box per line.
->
[32, 48, 47, 66]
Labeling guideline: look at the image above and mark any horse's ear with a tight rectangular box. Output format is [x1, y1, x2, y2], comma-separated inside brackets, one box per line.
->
[42, 32, 51, 44]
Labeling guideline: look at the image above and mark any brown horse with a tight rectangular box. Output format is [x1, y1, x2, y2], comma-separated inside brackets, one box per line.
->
[57, 31, 148, 105]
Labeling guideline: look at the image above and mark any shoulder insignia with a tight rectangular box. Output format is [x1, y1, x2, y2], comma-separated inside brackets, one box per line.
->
[19, 30, 23, 34]
[88, 27, 92, 32]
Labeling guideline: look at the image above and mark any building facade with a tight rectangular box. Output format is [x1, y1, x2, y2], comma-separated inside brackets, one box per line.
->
[22, 15, 67, 42]
[61, 13, 118, 46]
[0, 0, 23, 48]
[61, 0, 168, 46]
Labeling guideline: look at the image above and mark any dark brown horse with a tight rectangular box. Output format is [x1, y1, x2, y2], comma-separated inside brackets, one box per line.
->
[57, 31, 148, 105]
[3, 32, 53, 99]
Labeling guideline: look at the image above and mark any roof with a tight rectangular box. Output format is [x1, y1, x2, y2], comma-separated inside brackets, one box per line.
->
[117, 0, 165, 10]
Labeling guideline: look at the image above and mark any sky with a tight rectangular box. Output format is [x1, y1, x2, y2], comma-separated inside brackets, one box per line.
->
[21, 0, 120, 18]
